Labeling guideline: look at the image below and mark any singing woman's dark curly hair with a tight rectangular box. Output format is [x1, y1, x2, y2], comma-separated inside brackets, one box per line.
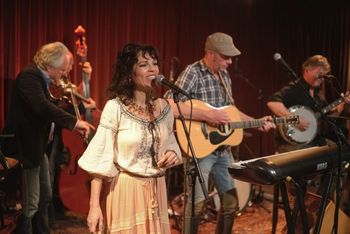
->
[108, 43, 159, 105]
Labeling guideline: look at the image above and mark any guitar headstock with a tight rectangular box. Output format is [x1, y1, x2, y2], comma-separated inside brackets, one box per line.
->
[75, 25, 87, 58]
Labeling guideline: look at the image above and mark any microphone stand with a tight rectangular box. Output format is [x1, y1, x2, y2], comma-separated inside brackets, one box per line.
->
[234, 69, 265, 153]
[173, 93, 208, 233]
[234, 69, 264, 101]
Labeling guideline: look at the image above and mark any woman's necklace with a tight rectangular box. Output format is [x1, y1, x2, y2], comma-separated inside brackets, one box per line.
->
[128, 100, 155, 116]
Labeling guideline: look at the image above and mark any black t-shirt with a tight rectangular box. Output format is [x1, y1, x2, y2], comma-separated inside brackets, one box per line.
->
[267, 79, 328, 147]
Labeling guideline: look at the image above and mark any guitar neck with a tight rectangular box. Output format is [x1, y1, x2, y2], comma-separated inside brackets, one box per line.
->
[229, 117, 287, 130]
[229, 119, 265, 130]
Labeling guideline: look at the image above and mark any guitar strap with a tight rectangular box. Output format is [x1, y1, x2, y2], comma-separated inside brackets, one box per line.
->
[218, 70, 235, 105]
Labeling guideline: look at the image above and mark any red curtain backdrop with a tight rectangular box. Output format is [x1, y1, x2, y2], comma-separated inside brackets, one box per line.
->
[1, 0, 349, 157]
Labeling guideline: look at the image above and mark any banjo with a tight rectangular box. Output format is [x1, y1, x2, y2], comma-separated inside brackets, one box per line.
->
[279, 95, 346, 145]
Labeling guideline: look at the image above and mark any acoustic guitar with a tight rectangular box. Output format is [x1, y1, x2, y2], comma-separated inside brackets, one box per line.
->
[175, 99, 299, 158]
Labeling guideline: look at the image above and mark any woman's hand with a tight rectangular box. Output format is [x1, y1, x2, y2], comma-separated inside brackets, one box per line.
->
[87, 205, 104, 233]
[157, 150, 180, 168]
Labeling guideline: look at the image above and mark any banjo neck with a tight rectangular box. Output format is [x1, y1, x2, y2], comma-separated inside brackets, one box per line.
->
[316, 96, 345, 118]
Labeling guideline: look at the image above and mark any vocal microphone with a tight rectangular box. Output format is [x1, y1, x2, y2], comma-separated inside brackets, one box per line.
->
[317, 74, 336, 79]
[273, 53, 298, 79]
[154, 75, 190, 97]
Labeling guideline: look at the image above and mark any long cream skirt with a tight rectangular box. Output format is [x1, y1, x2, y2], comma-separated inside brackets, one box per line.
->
[103, 172, 170, 234]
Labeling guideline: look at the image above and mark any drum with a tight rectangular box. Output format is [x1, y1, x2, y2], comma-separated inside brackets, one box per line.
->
[234, 179, 252, 213]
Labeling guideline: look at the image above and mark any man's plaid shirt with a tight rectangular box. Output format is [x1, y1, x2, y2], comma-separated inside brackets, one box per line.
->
[165, 60, 234, 107]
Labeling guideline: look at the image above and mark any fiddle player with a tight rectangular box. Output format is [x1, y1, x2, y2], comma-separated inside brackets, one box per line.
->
[3, 41, 94, 234]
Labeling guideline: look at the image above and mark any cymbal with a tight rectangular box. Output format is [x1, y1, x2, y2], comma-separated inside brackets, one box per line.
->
[327, 115, 350, 120]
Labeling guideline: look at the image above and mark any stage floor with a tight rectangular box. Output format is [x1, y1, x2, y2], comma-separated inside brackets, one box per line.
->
[1, 182, 349, 233]
[52, 184, 287, 234]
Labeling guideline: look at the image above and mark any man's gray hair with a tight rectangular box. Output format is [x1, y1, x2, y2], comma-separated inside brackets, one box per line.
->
[33, 41, 71, 70]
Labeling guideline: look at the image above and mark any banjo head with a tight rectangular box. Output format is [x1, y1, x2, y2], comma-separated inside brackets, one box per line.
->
[279, 105, 318, 145]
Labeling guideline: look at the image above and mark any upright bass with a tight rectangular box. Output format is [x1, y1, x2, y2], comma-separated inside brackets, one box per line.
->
[58, 26, 100, 214]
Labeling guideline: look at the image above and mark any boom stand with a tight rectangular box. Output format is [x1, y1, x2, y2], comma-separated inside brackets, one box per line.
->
[173, 93, 208, 234]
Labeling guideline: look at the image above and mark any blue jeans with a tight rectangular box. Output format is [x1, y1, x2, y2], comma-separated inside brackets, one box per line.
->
[16, 154, 52, 234]
[186, 151, 234, 204]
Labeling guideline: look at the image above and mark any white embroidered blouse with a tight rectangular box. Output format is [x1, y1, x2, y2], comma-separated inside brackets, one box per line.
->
[78, 97, 182, 178]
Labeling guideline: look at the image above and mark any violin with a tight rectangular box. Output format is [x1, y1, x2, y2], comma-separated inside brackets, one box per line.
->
[48, 76, 90, 109]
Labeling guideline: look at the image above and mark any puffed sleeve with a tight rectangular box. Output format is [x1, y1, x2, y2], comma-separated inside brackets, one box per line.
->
[78, 99, 121, 177]
[164, 104, 182, 163]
